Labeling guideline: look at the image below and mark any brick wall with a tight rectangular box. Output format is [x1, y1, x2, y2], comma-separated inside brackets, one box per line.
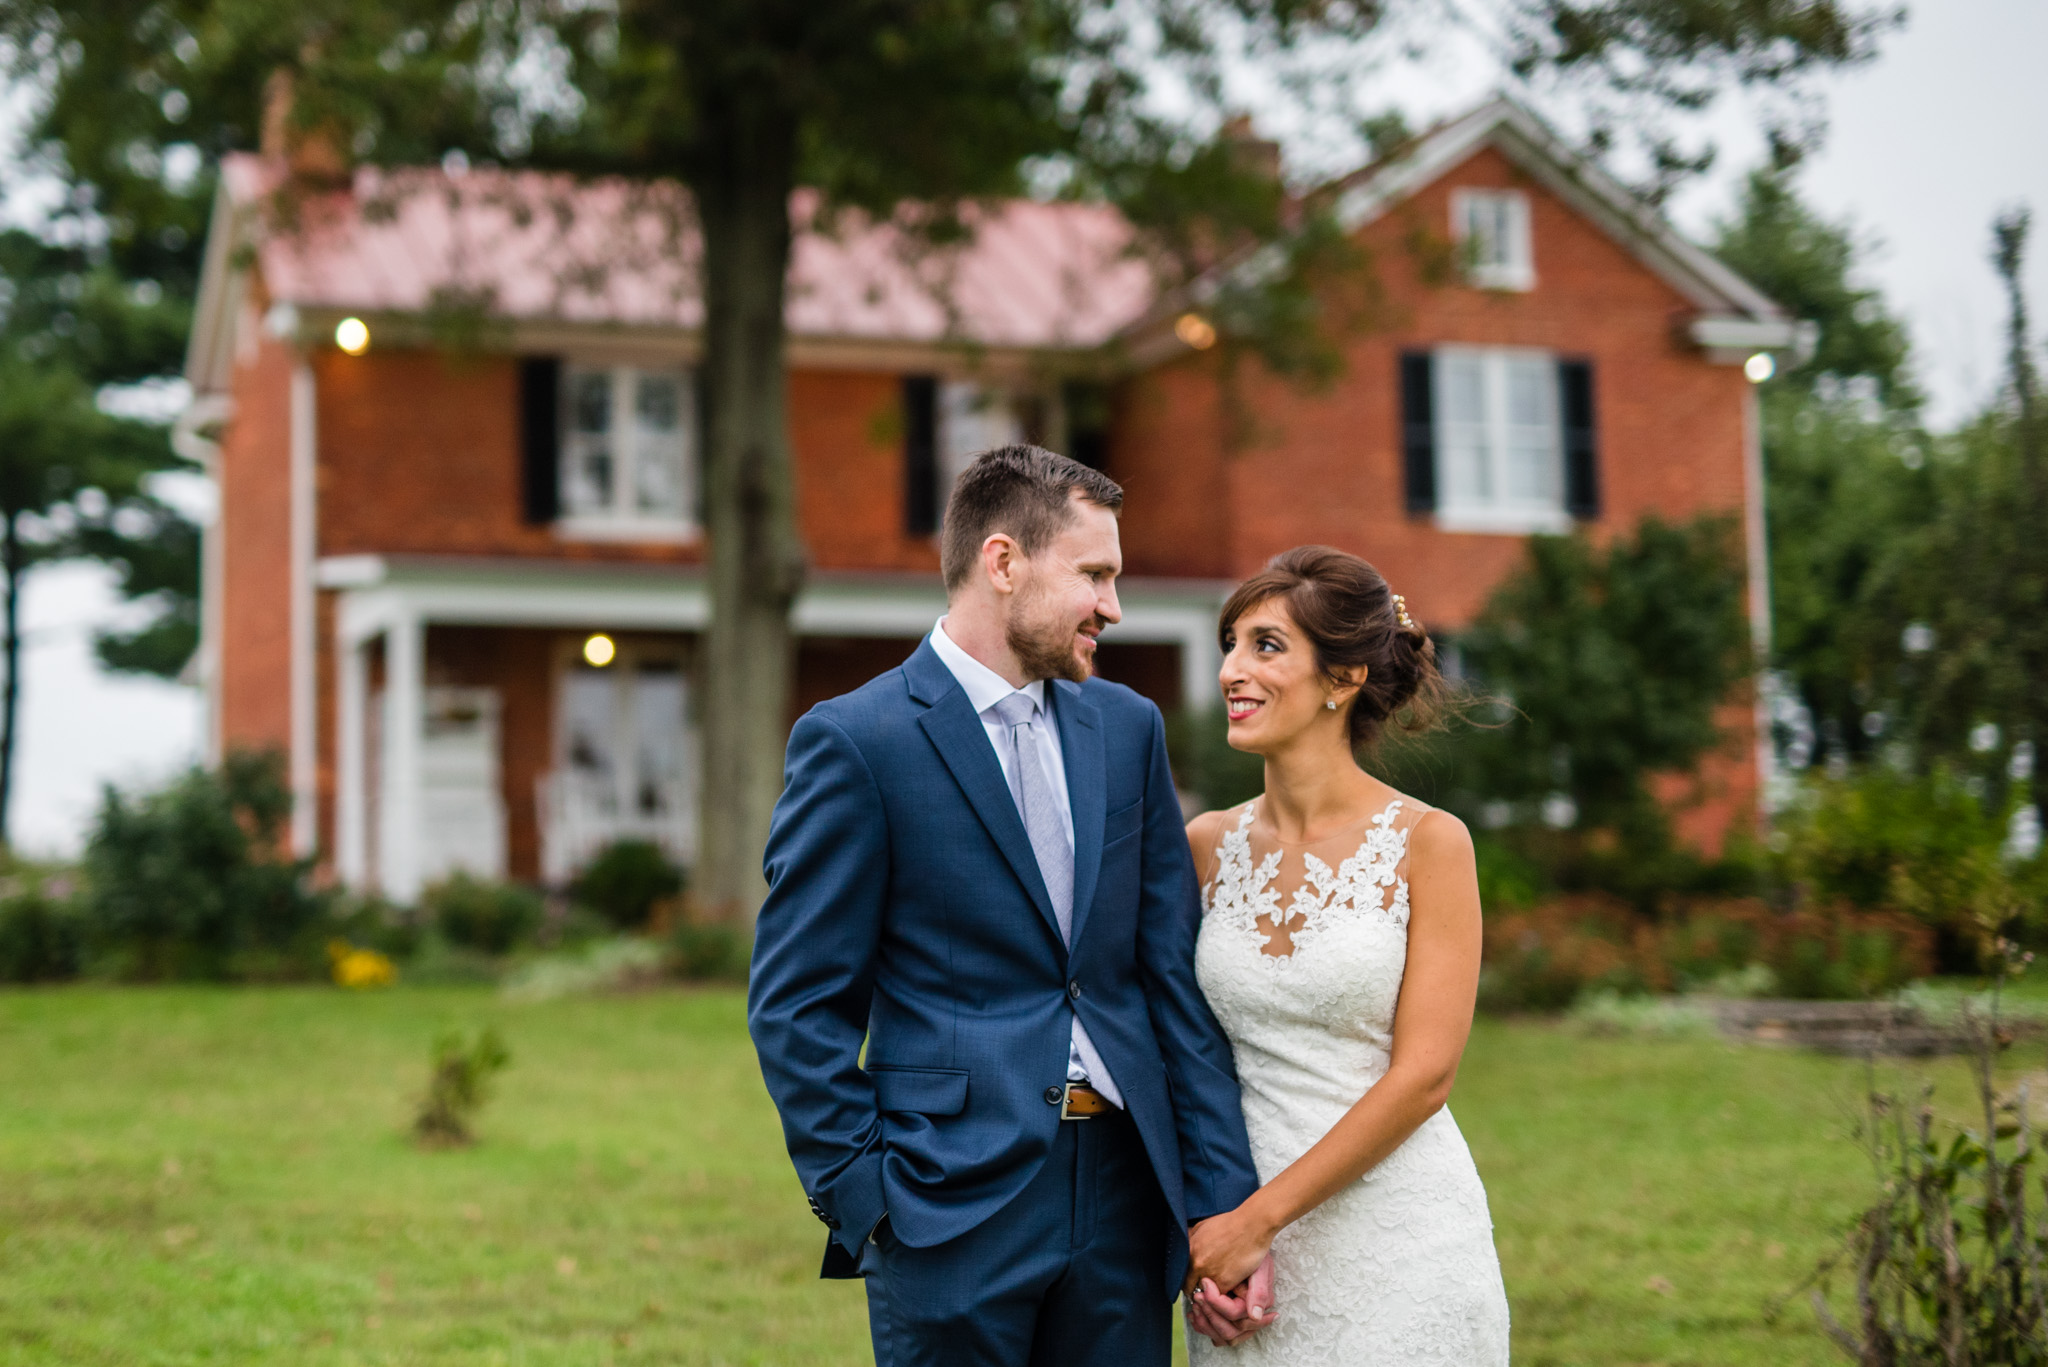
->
[1118, 144, 1751, 624]
[311, 350, 942, 571]
[217, 334, 296, 761]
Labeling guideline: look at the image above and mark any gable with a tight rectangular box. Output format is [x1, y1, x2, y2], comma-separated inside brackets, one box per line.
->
[1333, 98, 1784, 322]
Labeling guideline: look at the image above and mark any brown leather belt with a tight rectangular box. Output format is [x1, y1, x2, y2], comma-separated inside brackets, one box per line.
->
[1060, 1083, 1113, 1120]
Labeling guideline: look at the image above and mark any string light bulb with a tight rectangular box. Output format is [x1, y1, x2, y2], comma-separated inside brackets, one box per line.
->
[582, 633, 617, 667]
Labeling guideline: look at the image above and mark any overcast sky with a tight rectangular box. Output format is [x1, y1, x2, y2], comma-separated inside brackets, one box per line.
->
[9, 0, 2046, 856]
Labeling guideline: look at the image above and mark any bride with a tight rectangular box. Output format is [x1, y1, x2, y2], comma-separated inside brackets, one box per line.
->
[1180, 545, 1510, 1364]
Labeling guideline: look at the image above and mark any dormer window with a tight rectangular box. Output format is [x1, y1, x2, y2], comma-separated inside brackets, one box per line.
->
[557, 364, 697, 541]
[1452, 189, 1534, 291]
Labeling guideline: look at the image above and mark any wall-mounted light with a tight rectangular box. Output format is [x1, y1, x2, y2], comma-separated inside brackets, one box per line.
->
[335, 317, 371, 355]
[1743, 351, 1775, 384]
[582, 633, 617, 667]
[1175, 312, 1218, 350]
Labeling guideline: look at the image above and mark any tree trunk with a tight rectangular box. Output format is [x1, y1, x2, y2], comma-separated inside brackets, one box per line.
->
[0, 511, 19, 847]
[689, 94, 805, 928]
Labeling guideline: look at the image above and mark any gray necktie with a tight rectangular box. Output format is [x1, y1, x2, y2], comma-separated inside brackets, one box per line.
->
[991, 692, 1073, 943]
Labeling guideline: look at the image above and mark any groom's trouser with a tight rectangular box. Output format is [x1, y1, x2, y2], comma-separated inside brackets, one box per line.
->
[864, 1108, 1172, 1367]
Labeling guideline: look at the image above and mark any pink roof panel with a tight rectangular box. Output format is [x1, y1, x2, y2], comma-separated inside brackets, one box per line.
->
[225, 155, 1157, 350]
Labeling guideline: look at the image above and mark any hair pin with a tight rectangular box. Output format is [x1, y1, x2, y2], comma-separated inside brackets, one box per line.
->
[1390, 592, 1416, 631]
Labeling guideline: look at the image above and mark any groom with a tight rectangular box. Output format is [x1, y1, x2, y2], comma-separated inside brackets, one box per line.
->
[748, 446, 1263, 1365]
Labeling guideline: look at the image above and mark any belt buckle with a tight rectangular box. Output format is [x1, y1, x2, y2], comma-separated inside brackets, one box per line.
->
[1060, 1082, 1096, 1121]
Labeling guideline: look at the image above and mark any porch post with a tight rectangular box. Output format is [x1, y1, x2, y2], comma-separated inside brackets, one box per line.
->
[335, 627, 368, 885]
[1180, 606, 1222, 713]
[379, 610, 425, 902]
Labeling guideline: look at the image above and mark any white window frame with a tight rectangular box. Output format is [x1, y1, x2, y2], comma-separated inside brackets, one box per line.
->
[1432, 345, 1571, 535]
[1450, 188, 1535, 292]
[556, 363, 699, 543]
[935, 380, 1025, 521]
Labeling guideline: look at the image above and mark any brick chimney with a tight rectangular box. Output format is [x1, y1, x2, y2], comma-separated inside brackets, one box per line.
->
[1220, 114, 1283, 184]
[261, 67, 349, 183]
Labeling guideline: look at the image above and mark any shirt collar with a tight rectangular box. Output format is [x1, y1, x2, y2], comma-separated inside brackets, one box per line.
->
[930, 618, 1047, 718]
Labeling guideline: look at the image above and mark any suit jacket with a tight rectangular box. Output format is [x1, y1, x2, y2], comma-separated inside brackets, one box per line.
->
[747, 638, 1260, 1289]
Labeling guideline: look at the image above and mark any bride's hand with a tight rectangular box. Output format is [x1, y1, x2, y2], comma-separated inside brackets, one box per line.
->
[1186, 1256, 1278, 1345]
[1187, 1207, 1277, 1304]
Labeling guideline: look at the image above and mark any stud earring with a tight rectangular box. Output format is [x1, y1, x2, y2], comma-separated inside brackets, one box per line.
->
[1325, 699, 1338, 710]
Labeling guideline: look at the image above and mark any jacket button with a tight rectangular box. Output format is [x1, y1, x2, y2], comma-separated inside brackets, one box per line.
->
[1044, 1085, 1065, 1105]
[1068, 980, 1083, 999]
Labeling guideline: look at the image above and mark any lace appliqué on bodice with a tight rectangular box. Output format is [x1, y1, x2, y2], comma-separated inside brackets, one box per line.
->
[1190, 796, 1510, 1367]
[1207, 800, 1412, 965]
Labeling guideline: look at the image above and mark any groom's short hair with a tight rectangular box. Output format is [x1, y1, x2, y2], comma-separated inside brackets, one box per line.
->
[940, 445, 1124, 591]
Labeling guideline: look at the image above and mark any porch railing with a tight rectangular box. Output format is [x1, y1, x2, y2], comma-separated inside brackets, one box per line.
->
[537, 770, 695, 884]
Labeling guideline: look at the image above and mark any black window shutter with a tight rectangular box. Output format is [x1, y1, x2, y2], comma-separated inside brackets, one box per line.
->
[903, 374, 939, 536]
[1399, 351, 1436, 514]
[519, 356, 561, 524]
[1559, 358, 1599, 519]
[1062, 379, 1111, 471]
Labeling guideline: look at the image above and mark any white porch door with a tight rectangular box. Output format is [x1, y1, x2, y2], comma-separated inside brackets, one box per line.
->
[418, 687, 507, 882]
[541, 653, 697, 883]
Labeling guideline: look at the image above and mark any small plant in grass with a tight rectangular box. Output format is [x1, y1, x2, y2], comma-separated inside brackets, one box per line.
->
[1792, 945, 2048, 1362]
[413, 1028, 510, 1148]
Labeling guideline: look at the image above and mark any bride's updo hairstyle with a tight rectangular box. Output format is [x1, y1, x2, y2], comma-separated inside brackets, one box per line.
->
[1219, 545, 1447, 749]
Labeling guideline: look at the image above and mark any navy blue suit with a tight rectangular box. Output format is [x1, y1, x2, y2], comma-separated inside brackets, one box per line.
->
[748, 639, 1259, 1364]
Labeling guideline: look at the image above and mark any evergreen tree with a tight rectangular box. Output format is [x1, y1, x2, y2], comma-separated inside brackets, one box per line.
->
[0, 224, 193, 845]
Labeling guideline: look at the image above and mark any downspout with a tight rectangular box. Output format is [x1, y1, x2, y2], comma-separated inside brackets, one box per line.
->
[171, 393, 234, 765]
[1742, 381, 1775, 823]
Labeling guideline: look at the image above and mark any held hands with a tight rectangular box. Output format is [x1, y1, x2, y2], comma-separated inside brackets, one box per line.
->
[1184, 1210, 1279, 1346]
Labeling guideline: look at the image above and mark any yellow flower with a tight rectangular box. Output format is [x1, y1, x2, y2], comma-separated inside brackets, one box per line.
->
[332, 946, 397, 989]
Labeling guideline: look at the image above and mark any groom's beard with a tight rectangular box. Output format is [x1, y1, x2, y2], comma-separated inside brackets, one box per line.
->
[1007, 591, 1101, 685]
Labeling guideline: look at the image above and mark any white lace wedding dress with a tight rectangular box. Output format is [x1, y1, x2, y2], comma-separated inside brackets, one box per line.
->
[1190, 797, 1510, 1365]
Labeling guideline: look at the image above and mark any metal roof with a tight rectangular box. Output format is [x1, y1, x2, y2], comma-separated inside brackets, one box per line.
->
[215, 154, 1151, 347]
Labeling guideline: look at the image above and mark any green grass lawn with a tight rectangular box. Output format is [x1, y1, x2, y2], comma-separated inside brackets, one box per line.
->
[0, 986, 2021, 1366]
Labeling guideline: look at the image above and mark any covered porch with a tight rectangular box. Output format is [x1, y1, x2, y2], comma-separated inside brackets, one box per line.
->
[319, 554, 1229, 901]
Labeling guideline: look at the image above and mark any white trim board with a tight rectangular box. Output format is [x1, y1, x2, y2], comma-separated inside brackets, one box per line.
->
[324, 556, 1231, 706]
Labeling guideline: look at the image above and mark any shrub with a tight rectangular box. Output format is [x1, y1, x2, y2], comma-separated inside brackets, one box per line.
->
[79, 750, 323, 980]
[1477, 896, 1933, 1013]
[0, 876, 84, 983]
[1794, 961, 2048, 1361]
[570, 840, 683, 931]
[1164, 707, 1265, 813]
[669, 922, 748, 981]
[420, 874, 544, 955]
[1437, 516, 1752, 842]
[1478, 897, 1652, 1013]
[412, 1028, 510, 1148]
[324, 890, 425, 961]
[1779, 765, 2040, 967]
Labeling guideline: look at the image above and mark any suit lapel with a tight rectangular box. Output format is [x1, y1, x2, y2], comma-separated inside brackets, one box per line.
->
[906, 643, 1064, 947]
[1051, 681, 1106, 950]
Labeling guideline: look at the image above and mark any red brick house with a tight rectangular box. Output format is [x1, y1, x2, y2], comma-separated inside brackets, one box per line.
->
[180, 96, 1803, 900]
